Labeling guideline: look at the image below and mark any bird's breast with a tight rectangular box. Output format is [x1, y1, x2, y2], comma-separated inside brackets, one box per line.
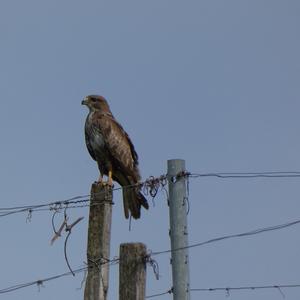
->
[85, 114, 105, 150]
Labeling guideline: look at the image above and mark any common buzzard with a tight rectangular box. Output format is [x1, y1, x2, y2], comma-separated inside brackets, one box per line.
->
[82, 95, 148, 219]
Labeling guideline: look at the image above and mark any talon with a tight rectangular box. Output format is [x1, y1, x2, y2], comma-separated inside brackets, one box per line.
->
[95, 174, 107, 186]
[97, 174, 103, 183]
[96, 181, 107, 186]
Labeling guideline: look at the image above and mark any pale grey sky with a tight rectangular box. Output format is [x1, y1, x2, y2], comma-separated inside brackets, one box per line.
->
[1, 1, 300, 299]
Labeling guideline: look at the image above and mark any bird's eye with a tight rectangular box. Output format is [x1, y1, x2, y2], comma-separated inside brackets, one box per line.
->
[91, 98, 97, 102]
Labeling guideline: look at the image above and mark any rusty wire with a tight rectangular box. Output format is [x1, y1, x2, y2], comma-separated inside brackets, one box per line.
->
[0, 173, 171, 218]
[144, 254, 160, 280]
[2, 170, 300, 219]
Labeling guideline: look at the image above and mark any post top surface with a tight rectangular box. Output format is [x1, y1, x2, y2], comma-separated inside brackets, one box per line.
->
[167, 159, 186, 175]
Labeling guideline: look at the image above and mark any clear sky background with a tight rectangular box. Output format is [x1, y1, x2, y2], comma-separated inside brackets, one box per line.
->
[1, 1, 300, 299]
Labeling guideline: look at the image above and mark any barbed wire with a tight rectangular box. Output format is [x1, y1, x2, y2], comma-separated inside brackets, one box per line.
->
[1, 170, 300, 219]
[190, 283, 300, 294]
[3, 252, 300, 297]
[151, 217, 300, 256]
[1, 170, 300, 296]
[189, 171, 300, 179]
[0, 257, 120, 295]
[0, 196, 91, 218]
[0, 267, 87, 295]
[146, 288, 173, 298]
[146, 284, 300, 298]
[0, 174, 168, 219]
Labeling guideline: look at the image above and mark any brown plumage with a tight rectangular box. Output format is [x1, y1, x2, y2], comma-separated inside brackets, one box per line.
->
[82, 95, 148, 219]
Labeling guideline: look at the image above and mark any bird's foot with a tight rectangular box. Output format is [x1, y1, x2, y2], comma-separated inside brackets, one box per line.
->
[103, 170, 114, 187]
[94, 171, 114, 187]
[107, 176, 113, 187]
[94, 175, 105, 186]
[95, 180, 106, 186]
[94, 178, 114, 188]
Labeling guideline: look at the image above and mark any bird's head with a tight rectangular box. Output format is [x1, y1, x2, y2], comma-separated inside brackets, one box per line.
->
[81, 95, 111, 113]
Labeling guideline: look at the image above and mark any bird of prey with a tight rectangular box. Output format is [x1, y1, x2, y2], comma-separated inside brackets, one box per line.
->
[82, 95, 149, 219]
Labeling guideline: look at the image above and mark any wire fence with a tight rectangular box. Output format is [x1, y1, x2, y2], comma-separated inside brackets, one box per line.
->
[146, 284, 300, 298]
[1, 171, 300, 219]
[2, 214, 300, 295]
[1, 170, 300, 297]
[151, 217, 300, 256]
[0, 267, 87, 295]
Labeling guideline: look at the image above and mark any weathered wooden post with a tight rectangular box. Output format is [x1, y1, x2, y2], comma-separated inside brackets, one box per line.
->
[84, 183, 113, 300]
[119, 243, 147, 300]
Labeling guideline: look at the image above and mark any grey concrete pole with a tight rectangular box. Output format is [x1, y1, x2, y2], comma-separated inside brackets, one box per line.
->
[167, 159, 190, 300]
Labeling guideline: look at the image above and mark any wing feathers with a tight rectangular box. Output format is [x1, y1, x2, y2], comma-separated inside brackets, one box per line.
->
[92, 113, 140, 180]
[86, 110, 148, 218]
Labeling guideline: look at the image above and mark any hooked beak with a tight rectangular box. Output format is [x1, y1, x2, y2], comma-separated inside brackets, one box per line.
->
[81, 98, 88, 105]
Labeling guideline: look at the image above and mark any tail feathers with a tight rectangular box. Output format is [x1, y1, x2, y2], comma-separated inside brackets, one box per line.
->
[123, 187, 149, 219]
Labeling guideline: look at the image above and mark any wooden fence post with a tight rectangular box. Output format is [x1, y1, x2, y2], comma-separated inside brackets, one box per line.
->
[119, 243, 147, 300]
[84, 183, 113, 300]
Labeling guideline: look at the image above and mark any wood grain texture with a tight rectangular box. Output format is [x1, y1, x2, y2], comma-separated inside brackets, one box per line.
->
[84, 183, 113, 300]
[119, 243, 147, 300]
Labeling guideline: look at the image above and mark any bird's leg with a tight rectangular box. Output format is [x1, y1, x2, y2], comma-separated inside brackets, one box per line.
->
[107, 170, 113, 187]
[96, 170, 105, 186]
[97, 174, 103, 184]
